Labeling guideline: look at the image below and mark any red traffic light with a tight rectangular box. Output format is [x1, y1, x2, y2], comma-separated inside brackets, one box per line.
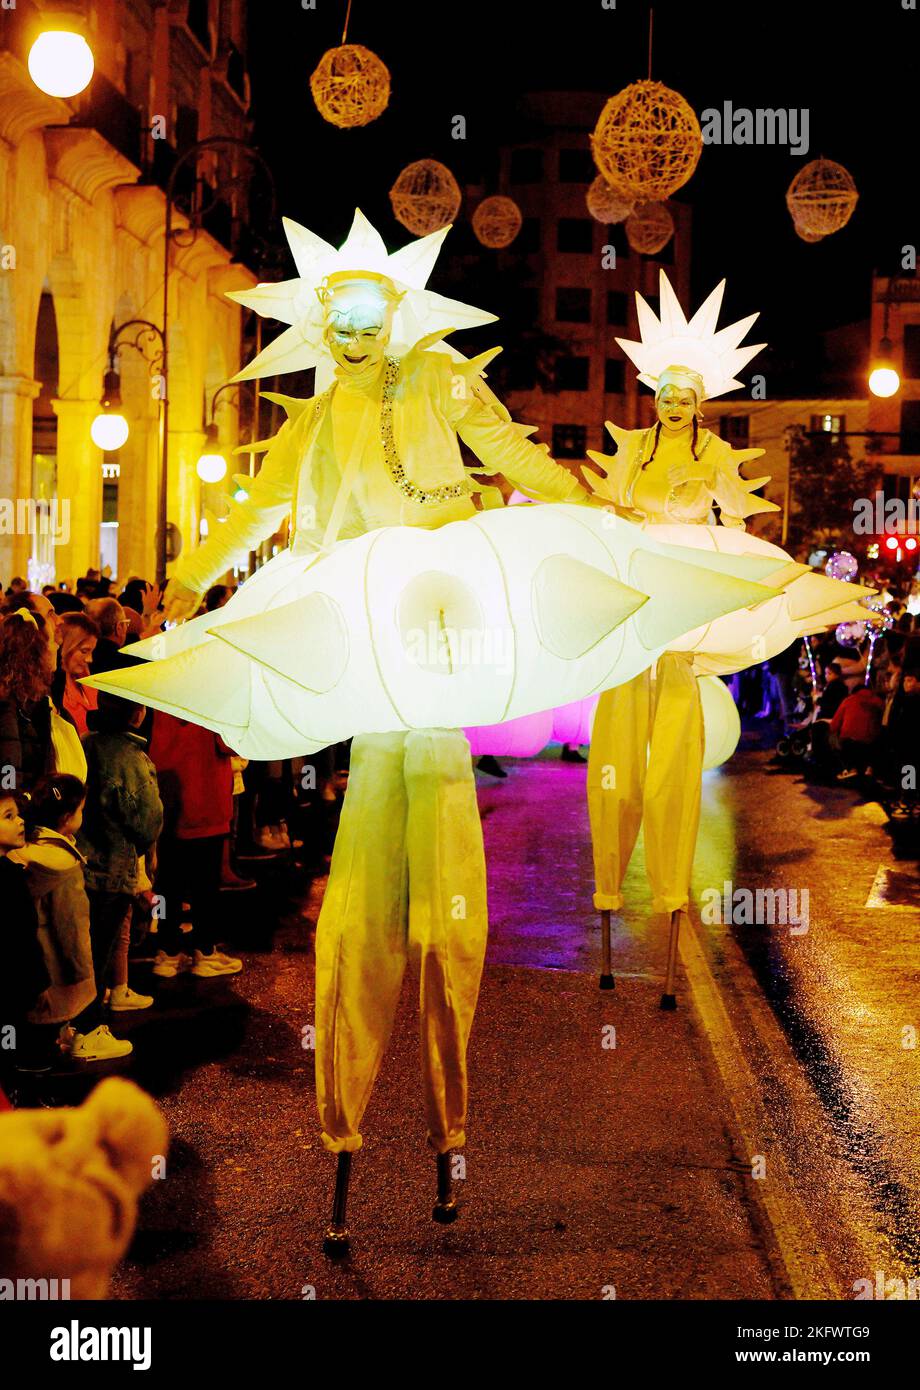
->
[885, 535, 899, 551]
[905, 537, 918, 552]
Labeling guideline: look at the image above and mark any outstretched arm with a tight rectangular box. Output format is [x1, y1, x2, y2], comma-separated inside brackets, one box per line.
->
[163, 412, 303, 618]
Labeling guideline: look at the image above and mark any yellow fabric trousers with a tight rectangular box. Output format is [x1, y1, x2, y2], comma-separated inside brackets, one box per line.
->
[314, 729, 488, 1156]
[587, 652, 704, 915]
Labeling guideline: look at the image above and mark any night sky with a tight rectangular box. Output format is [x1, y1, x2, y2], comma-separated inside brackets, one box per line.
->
[245, 0, 916, 381]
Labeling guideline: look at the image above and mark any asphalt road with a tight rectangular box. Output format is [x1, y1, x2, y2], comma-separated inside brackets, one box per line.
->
[95, 724, 918, 1301]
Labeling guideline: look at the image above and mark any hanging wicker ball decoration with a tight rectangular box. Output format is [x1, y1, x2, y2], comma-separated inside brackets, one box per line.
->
[586, 175, 634, 225]
[389, 159, 462, 236]
[591, 80, 702, 202]
[625, 201, 674, 255]
[786, 158, 859, 237]
[309, 44, 390, 129]
[472, 195, 523, 249]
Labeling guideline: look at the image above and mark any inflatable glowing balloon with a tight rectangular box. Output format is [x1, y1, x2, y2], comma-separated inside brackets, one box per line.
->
[465, 695, 597, 758]
[699, 675, 741, 770]
[85, 503, 786, 760]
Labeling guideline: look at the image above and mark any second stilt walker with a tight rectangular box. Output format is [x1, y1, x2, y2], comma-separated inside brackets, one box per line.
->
[159, 211, 593, 1250]
[582, 271, 780, 1005]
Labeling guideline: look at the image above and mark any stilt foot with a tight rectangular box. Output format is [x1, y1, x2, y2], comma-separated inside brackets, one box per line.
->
[323, 1151, 353, 1256]
[322, 1227, 351, 1257]
[659, 992, 677, 1011]
[433, 1150, 459, 1224]
[599, 973, 616, 990]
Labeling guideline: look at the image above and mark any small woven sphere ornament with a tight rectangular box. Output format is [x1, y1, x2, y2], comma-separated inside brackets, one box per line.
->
[625, 201, 674, 255]
[794, 220, 825, 243]
[786, 158, 859, 237]
[591, 79, 702, 202]
[309, 44, 390, 129]
[472, 195, 523, 248]
[389, 159, 462, 235]
[586, 175, 634, 225]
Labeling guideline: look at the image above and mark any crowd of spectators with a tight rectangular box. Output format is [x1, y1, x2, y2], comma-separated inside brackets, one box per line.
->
[1, 570, 340, 1105]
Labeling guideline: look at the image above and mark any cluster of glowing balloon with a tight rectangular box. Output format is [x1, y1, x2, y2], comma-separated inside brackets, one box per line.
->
[586, 176, 634, 225]
[471, 196, 523, 249]
[84, 503, 794, 761]
[699, 675, 741, 771]
[825, 551, 858, 582]
[785, 158, 859, 238]
[465, 697, 598, 758]
[309, 44, 390, 128]
[389, 160, 462, 236]
[28, 30, 94, 98]
[624, 202, 674, 256]
[591, 80, 702, 202]
[836, 621, 867, 647]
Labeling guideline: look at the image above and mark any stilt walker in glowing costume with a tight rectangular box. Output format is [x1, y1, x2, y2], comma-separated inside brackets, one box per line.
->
[583, 271, 781, 1006]
[155, 211, 593, 1252]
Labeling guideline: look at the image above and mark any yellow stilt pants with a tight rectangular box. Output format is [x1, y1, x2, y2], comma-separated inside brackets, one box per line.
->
[587, 652, 704, 915]
[315, 729, 488, 1155]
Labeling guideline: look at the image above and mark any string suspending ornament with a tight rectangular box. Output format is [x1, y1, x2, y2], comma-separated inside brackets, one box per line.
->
[310, 0, 390, 129]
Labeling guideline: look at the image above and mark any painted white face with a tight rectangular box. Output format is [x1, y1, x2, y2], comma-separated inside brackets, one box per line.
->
[322, 286, 391, 377]
[656, 385, 698, 433]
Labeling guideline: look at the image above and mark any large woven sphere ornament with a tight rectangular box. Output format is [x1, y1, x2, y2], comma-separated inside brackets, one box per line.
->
[309, 43, 390, 128]
[786, 158, 859, 237]
[625, 201, 674, 255]
[389, 159, 462, 235]
[591, 80, 702, 202]
[472, 195, 523, 248]
[586, 175, 634, 225]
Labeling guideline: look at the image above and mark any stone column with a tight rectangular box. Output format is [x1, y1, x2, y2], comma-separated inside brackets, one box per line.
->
[51, 397, 103, 586]
[0, 375, 41, 583]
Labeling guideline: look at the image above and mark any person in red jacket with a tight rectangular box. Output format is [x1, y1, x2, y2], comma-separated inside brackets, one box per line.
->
[829, 685, 884, 777]
[147, 712, 243, 978]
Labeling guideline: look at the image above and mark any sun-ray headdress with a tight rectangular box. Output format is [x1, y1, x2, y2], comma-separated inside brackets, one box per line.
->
[615, 270, 766, 405]
[225, 209, 497, 390]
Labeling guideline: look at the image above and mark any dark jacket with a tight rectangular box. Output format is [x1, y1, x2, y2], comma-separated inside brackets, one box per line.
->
[90, 638, 143, 676]
[78, 730, 164, 893]
[12, 829, 95, 1025]
[0, 856, 49, 1019]
[0, 695, 53, 792]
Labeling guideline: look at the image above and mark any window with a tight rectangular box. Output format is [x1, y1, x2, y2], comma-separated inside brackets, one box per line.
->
[552, 424, 588, 458]
[903, 324, 920, 380]
[604, 359, 625, 394]
[606, 291, 627, 325]
[558, 148, 595, 182]
[720, 415, 751, 446]
[554, 356, 590, 391]
[557, 218, 594, 253]
[901, 400, 920, 455]
[555, 287, 592, 323]
[517, 217, 540, 254]
[810, 413, 845, 437]
[510, 148, 543, 183]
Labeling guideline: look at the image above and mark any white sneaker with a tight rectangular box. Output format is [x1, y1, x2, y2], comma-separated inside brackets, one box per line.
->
[152, 951, 193, 978]
[71, 1025, 133, 1061]
[191, 948, 243, 977]
[110, 984, 154, 1011]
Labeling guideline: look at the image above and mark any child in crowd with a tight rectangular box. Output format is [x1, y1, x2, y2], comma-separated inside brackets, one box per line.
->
[0, 791, 50, 1099]
[75, 693, 163, 1060]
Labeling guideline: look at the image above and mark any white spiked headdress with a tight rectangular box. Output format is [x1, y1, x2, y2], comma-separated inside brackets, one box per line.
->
[616, 270, 766, 403]
[225, 209, 497, 388]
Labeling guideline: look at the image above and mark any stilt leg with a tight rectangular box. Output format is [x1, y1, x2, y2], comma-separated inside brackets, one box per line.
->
[322, 1151, 352, 1256]
[432, 1150, 459, 1224]
[660, 909, 681, 1011]
[599, 909, 615, 990]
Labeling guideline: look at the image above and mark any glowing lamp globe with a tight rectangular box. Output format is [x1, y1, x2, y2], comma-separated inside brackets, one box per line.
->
[28, 31, 94, 98]
[196, 453, 227, 483]
[586, 176, 634, 225]
[785, 158, 859, 237]
[869, 366, 899, 398]
[591, 80, 702, 203]
[309, 44, 390, 128]
[390, 160, 462, 236]
[625, 201, 674, 255]
[472, 196, 523, 249]
[90, 412, 129, 451]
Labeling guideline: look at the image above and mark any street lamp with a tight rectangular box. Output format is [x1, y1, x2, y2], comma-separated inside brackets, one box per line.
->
[869, 297, 900, 399]
[196, 424, 227, 483]
[27, 15, 94, 98]
[90, 366, 129, 450]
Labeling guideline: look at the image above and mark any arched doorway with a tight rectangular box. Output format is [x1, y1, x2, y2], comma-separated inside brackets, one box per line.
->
[31, 284, 59, 586]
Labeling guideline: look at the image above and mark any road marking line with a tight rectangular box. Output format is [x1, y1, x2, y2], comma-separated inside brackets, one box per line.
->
[678, 916, 841, 1300]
